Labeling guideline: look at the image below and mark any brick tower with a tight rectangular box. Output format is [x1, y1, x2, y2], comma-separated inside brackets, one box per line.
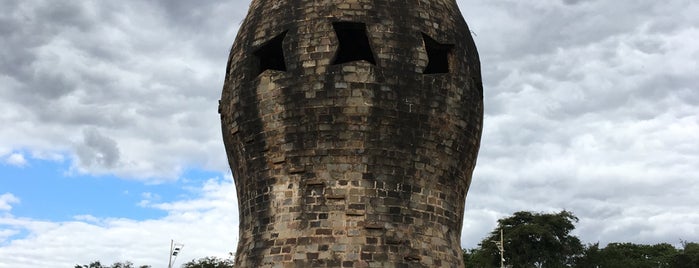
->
[219, 0, 482, 267]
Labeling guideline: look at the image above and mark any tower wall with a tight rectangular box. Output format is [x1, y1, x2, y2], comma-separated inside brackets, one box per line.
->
[219, 0, 483, 267]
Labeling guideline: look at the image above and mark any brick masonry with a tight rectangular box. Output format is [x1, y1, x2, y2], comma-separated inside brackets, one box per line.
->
[219, 0, 482, 267]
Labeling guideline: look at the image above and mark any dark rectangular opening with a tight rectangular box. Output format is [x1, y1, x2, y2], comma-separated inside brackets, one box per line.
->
[332, 22, 376, 65]
[422, 33, 453, 74]
[253, 31, 288, 75]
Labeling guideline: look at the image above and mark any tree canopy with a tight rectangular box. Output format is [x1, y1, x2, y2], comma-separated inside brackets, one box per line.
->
[467, 210, 583, 268]
[580, 242, 676, 267]
[670, 242, 699, 268]
[181, 256, 235, 268]
[464, 210, 698, 268]
[74, 261, 150, 268]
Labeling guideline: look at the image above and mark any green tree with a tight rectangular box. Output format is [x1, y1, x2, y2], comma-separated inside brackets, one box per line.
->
[74, 261, 104, 268]
[467, 210, 584, 268]
[463, 248, 470, 265]
[575, 242, 677, 268]
[669, 242, 699, 268]
[181, 256, 235, 268]
[464, 248, 491, 267]
[465, 247, 494, 268]
[574, 243, 602, 267]
[74, 261, 150, 268]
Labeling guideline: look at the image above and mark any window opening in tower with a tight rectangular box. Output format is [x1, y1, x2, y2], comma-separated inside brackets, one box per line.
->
[332, 22, 376, 65]
[422, 33, 453, 74]
[253, 31, 288, 75]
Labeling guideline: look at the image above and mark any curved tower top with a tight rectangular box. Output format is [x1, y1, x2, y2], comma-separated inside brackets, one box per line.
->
[220, 0, 483, 267]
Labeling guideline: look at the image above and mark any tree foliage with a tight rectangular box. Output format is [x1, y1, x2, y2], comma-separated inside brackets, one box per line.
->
[181, 256, 235, 268]
[464, 210, 699, 268]
[74, 261, 150, 268]
[577, 242, 677, 268]
[670, 242, 699, 268]
[75, 256, 235, 268]
[467, 210, 584, 268]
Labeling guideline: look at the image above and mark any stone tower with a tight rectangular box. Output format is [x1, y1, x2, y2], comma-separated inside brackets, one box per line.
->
[219, 0, 482, 267]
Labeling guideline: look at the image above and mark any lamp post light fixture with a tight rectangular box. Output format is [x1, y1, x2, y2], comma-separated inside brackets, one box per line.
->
[168, 239, 184, 268]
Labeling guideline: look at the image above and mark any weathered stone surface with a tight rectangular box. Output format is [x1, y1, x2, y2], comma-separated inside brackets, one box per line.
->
[219, 0, 482, 267]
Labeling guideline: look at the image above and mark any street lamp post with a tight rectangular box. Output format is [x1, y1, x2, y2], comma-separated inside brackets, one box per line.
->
[493, 229, 505, 268]
[168, 239, 184, 268]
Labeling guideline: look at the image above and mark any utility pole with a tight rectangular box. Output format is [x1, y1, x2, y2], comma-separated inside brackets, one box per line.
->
[493, 229, 505, 268]
[168, 239, 173, 268]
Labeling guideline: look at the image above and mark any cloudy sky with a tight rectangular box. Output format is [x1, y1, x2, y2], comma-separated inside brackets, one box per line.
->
[1, 0, 698, 267]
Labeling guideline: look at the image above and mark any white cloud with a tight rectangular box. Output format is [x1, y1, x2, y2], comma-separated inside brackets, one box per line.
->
[0, 194, 20, 212]
[3, 153, 27, 167]
[137, 192, 162, 208]
[0, 0, 236, 182]
[457, 0, 699, 247]
[0, 229, 20, 245]
[72, 214, 100, 223]
[0, 176, 238, 268]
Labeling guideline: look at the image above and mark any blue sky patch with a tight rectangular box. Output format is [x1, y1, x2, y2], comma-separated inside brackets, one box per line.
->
[0, 157, 223, 222]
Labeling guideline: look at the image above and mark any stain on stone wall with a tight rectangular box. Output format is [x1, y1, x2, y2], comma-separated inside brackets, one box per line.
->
[220, 0, 483, 267]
